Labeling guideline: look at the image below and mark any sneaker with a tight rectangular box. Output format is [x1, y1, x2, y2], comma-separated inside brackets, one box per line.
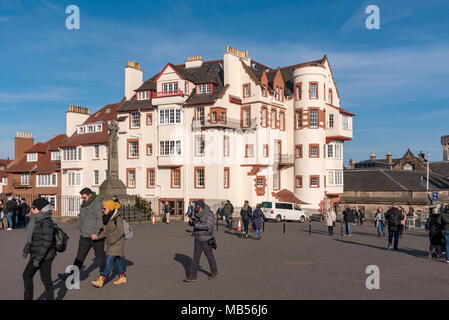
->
[388, 246, 392, 250]
[208, 274, 218, 280]
[183, 277, 197, 282]
[6, 228, 12, 231]
[446, 261, 449, 264]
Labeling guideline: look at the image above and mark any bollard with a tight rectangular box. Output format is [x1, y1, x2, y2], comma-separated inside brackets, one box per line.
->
[309, 218, 312, 236]
[340, 219, 343, 239]
[262, 219, 265, 233]
[283, 217, 286, 234]
[216, 214, 219, 231]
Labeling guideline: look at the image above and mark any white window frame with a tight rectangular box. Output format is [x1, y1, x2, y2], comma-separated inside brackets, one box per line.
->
[197, 84, 211, 94]
[21, 173, 30, 185]
[159, 108, 181, 125]
[37, 174, 57, 187]
[95, 124, 102, 132]
[309, 109, 318, 128]
[128, 141, 139, 159]
[131, 112, 140, 128]
[329, 114, 334, 128]
[342, 115, 350, 130]
[51, 151, 61, 161]
[67, 171, 82, 186]
[159, 140, 182, 156]
[94, 145, 100, 159]
[27, 153, 37, 162]
[77, 126, 84, 134]
[94, 170, 99, 185]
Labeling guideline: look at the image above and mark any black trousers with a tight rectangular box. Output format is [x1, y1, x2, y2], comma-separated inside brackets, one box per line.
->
[23, 258, 54, 300]
[328, 226, 334, 235]
[74, 236, 106, 274]
[189, 238, 218, 279]
[242, 219, 250, 235]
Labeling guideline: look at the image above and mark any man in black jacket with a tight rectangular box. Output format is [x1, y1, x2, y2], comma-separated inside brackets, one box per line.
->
[22, 197, 56, 300]
[18, 198, 30, 228]
[385, 205, 404, 251]
[343, 205, 353, 236]
[184, 200, 218, 282]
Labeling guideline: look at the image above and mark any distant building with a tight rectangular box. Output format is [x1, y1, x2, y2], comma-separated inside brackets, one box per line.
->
[342, 149, 449, 217]
[4, 133, 67, 215]
[0, 159, 12, 194]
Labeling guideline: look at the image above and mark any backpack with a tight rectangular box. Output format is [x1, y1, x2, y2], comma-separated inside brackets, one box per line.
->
[388, 209, 402, 226]
[123, 219, 133, 240]
[54, 224, 69, 252]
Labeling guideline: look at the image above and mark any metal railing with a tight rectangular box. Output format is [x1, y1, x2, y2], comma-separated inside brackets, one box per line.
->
[192, 117, 258, 131]
[152, 90, 184, 98]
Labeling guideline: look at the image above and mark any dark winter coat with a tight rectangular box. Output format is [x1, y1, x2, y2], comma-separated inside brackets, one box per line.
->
[23, 207, 56, 266]
[77, 193, 104, 238]
[193, 204, 214, 242]
[343, 208, 353, 223]
[385, 207, 404, 232]
[426, 214, 445, 246]
[240, 206, 252, 221]
[103, 210, 125, 257]
[20, 202, 30, 216]
[440, 207, 449, 231]
[5, 199, 17, 213]
[252, 208, 264, 230]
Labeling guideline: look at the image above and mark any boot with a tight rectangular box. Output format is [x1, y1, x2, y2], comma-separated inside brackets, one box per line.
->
[113, 274, 127, 285]
[91, 276, 105, 288]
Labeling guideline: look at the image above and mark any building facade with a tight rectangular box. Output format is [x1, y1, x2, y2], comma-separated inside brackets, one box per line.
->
[115, 46, 354, 216]
[5, 133, 67, 215]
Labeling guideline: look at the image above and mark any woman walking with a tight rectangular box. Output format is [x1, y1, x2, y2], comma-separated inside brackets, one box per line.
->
[326, 209, 337, 236]
[398, 206, 407, 238]
[252, 204, 264, 240]
[22, 198, 56, 300]
[375, 207, 386, 237]
[91, 200, 127, 288]
[240, 201, 252, 238]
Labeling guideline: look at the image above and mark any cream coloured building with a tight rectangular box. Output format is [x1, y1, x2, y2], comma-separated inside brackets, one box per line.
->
[115, 46, 354, 217]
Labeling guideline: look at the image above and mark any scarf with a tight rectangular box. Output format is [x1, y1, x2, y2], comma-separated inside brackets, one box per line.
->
[81, 192, 97, 208]
[22, 205, 52, 259]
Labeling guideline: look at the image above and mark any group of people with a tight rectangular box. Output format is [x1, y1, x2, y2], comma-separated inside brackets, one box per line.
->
[215, 200, 264, 240]
[17, 189, 128, 300]
[425, 204, 449, 262]
[0, 195, 30, 230]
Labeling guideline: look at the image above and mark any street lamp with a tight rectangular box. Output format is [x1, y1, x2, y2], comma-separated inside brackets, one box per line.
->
[427, 152, 430, 191]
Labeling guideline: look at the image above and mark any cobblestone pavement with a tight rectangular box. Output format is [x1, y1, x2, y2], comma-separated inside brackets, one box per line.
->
[0, 219, 447, 300]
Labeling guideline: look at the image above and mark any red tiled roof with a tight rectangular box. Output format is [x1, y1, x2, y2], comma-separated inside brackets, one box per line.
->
[6, 135, 66, 174]
[60, 102, 120, 148]
[272, 189, 310, 205]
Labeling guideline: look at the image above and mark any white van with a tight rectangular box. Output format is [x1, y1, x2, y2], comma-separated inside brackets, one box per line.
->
[261, 201, 307, 223]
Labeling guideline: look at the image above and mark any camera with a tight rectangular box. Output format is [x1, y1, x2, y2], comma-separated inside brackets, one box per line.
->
[207, 237, 217, 250]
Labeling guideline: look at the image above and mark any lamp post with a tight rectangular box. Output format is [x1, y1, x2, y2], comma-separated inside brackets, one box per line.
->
[427, 152, 430, 191]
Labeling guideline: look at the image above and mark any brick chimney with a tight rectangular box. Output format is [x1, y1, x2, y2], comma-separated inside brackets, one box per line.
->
[185, 56, 203, 69]
[14, 132, 34, 162]
[66, 105, 90, 137]
[125, 61, 143, 100]
[386, 152, 392, 164]
[370, 153, 376, 161]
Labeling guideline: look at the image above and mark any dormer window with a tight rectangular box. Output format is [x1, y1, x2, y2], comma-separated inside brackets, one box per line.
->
[197, 84, 211, 94]
[137, 90, 150, 100]
[87, 125, 94, 133]
[27, 153, 37, 162]
[77, 126, 84, 134]
[261, 85, 267, 97]
[51, 151, 61, 161]
[95, 124, 102, 132]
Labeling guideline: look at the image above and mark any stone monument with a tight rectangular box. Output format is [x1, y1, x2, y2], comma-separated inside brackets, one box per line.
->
[99, 120, 134, 204]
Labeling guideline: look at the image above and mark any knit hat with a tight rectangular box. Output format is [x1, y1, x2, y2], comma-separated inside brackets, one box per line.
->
[103, 200, 120, 212]
[195, 200, 205, 210]
[32, 197, 49, 211]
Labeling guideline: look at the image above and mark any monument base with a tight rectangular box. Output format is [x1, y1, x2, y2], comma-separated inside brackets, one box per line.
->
[99, 177, 135, 205]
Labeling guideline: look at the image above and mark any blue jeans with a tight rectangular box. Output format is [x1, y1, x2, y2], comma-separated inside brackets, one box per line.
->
[256, 229, 261, 237]
[377, 220, 385, 234]
[445, 230, 449, 261]
[388, 230, 400, 250]
[6, 212, 14, 229]
[345, 222, 352, 235]
[15, 214, 23, 228]
[102, 256, 125, 278]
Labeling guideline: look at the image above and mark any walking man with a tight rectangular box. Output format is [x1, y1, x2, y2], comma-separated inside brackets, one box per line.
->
[385, 204, 404, 251]
[439, 204, 449, 263]
[343, 205, 353, 236]
[184, 200, 218, 282]
[163, 200, 171, 224]
[5, 195, 18, 230]
[59, 188, 106, 280]
[222, 200, 234, 229]
[375, 207, 386, 237]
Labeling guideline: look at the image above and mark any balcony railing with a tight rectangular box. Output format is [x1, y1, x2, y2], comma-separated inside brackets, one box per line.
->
[192, 117, 258, 131]
[152, 90, 184, 98]
[12, 179, 31, 188]
[274, 154, 295, 166]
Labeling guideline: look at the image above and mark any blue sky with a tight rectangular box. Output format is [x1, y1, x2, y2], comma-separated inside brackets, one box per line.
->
[1, 0, 448, 163]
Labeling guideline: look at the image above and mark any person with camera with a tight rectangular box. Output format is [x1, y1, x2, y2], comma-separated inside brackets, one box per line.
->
[183, 200, 218, 282]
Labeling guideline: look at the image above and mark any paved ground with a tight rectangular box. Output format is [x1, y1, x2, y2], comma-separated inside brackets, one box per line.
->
[0, 219, 448, 300]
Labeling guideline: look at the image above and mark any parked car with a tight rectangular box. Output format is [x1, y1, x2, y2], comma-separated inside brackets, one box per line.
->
[261, 201, 307, 223]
